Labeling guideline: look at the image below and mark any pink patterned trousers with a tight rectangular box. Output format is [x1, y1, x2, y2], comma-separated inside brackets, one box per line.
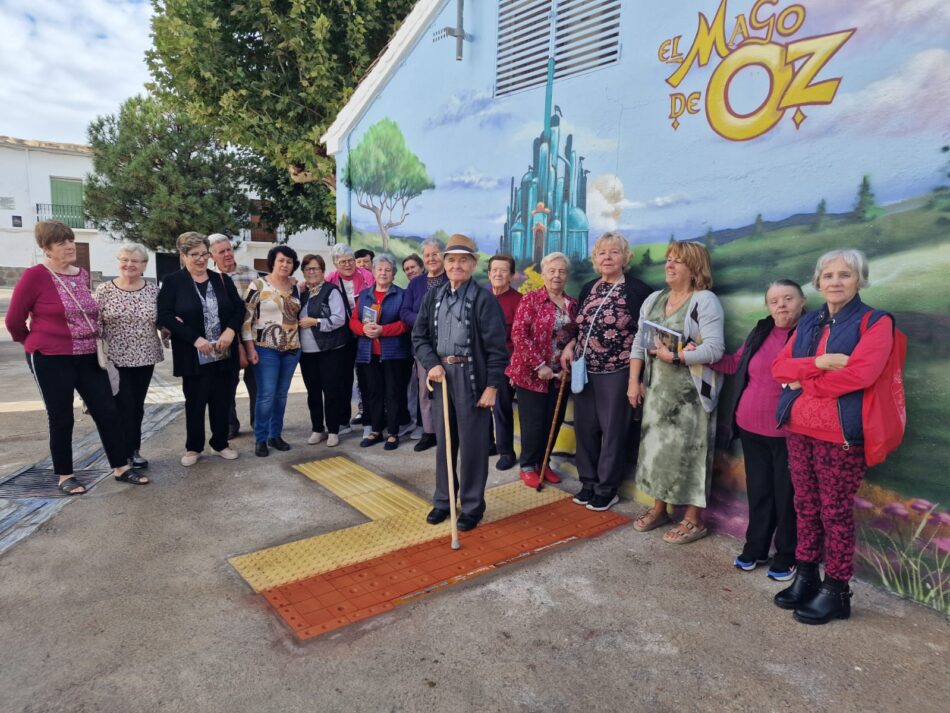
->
[786, 434, 867, 581]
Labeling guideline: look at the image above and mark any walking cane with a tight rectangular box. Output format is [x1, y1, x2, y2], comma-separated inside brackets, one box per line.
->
[536, 372, 569, 493]
[428, 377, 461, 550]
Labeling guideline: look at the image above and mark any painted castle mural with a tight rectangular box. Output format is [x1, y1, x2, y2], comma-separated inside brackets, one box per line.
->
[332, 0, 950, 615]
[499, 59, 589, 263]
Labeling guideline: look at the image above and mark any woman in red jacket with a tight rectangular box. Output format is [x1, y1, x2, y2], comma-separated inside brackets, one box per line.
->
[771, 249, 893, 625]
[506, 252, 578, 487]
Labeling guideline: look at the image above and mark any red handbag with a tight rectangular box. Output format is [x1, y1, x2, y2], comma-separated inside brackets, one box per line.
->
[860, 311, 907, 467]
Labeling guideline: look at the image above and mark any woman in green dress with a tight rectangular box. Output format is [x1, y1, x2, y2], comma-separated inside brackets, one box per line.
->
[627, 241, 725, 544]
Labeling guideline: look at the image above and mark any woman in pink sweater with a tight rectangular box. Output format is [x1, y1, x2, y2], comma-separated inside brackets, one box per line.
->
[6, 222, 138, 494]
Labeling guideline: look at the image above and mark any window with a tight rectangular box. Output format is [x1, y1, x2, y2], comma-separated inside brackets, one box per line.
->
[49, 178, 86, 229]
[495, 0, 622, 97]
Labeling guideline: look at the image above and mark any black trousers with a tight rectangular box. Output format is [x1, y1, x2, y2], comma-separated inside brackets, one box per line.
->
[28, 352, 128, 474]
[359, 356, 412, 436]
[182, 368, 233, 453]
[739, 428, 797, 569]
[574, 369, 637, 496]
[229, 367, 256, 431]
[340, 339, 358, 425]
[299, 347, 348, 434]
[491, 378, 516, 458]
[516, 382, 568, 469]
[116, 364, 154, 455]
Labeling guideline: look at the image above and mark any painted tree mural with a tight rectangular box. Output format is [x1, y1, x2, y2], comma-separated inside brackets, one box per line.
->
[342, 119, 433, 251]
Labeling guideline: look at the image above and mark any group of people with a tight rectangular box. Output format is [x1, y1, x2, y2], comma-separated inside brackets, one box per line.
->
[7, 220, 896, 626]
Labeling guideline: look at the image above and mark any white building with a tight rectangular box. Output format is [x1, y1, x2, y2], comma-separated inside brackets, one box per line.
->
[0, 135, 332, 285]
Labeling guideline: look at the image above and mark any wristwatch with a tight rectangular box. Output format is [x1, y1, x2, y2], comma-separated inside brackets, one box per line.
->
[672, 351, 681, 366]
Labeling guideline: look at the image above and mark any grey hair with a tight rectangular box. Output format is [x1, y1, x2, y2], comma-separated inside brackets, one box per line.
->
[421, 237, 445, 252]
[372, 253, 397, 272]
[331, 244, 355, 263]
[208, 233, 232, 247]
[176, 231, 209, 255]
[116, 243, 148, 263]
[540, 251, 569, 272]
[812, 249, 869, 290]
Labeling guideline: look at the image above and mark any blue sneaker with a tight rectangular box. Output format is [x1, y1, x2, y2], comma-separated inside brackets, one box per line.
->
[767, 564, 796, 582]
[734, 555, 768, 571]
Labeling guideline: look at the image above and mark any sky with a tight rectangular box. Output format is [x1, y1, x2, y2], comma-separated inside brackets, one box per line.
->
[0, 0, 153, 144]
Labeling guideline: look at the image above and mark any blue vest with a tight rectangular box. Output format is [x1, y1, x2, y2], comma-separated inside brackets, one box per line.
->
[355, 284, 411, 363]
[776, 295, 878, 445]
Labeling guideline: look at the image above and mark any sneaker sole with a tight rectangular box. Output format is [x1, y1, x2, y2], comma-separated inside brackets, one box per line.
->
[767, 569, 796, 582]
[734, 558, 768, 572]
[586, 495, 619, 511]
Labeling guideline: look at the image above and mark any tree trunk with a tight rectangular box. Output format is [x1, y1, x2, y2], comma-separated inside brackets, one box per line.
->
[372, 207, 390, 252]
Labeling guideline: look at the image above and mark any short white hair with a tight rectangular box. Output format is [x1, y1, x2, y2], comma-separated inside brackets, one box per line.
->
[208, 233, 232, 247]
[812, 249, 869, 289]
[540, 251, 569, 271]
[331, 244, 355, 263]
[116, 243, 148, 262]
[421, 237, 445, 252]
[372, 253, 397, 272]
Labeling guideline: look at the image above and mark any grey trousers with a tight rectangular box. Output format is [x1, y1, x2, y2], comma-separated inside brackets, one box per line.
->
[432, 363, 491, 517]
[415, 359, 435, 433]
[573, 368, 636, 496]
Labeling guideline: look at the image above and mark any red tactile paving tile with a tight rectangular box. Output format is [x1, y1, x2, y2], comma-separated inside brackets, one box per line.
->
[261, 498, 629, 641]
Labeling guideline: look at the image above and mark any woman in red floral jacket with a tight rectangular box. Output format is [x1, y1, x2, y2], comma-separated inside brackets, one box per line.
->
[506, 252, 578, 487]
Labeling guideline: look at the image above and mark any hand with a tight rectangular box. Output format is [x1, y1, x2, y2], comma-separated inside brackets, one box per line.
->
[477, 387, 497, 409]
[537, 365, 555, 381]
[627, 380, 645, 407]
[816, 353, 849, 371]
[194, 337, 214, 357]
[560, 342, 575, 374]
[245, 345, 260, 366]
[299, 316, 319, 329]
[427, 365, 446, 383]
[653, 343, 675, 364]
[363, 322, 382, 339]
[787, 381, 802, 391]
[216, 328, 234, 352]
[683, 343, 697, 352]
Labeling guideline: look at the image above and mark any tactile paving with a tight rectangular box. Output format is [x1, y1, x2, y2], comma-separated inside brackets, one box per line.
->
[261, 497, 629, 640]
[229, 478, 570, 592]
[293, 456, 429, 520]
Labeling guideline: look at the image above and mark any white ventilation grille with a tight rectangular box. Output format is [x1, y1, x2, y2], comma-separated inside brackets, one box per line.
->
[495, 0, 621, 98]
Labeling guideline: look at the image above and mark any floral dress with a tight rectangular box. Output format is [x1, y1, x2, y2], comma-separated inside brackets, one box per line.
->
[635, 292, 716, 508]
[575, 278, 634, 373]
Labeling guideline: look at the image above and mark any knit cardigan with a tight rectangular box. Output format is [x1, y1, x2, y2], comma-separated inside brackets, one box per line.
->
[631, 289, 726, 413]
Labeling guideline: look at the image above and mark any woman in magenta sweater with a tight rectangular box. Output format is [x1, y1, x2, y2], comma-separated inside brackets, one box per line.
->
[708, 279, 806, 581]
[6, 221, 138, 494]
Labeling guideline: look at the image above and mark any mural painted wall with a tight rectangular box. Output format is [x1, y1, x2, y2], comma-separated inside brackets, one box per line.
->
[335, 0, 950, 614]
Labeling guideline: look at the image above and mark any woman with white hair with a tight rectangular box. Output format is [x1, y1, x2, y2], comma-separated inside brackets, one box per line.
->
[771, 248, 895, 625]
[95, 243, 164, 472]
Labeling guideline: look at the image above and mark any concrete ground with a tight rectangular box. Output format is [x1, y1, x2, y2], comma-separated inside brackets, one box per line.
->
[0, 289, 948, 712]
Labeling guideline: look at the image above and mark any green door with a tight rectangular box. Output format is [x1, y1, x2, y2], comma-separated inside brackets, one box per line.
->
[50, 178, 85, 228]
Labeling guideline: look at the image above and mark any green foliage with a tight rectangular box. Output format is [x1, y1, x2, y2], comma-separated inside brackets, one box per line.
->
[641, 247, 654, 266]
[336, 213, 354, 245]
[703, 227, 715, 250]
[239, 150, 335, 235]
[812, 198, 827, 232]
[853, 174, 884, 221]
[342, 119, 434, 251]
[84, 95, 249, 251]
[752, 213, 764, 237]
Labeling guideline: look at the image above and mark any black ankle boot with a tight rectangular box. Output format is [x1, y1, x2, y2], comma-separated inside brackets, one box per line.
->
[793, 577, 852, 625]
[774, 563, 820, 610]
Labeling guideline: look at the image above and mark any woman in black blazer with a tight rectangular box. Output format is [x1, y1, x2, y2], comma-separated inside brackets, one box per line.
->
[157, 232, 244, 466]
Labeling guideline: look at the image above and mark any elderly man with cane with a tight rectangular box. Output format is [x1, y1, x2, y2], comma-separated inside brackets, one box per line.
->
[412, 234, 509, 532]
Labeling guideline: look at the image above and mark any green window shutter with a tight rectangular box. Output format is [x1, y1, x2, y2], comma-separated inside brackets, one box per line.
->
[50, 178, 85, 228]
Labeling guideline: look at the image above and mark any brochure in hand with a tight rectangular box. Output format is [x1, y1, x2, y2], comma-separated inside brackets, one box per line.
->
[641, 319, 685, 353]
[361, 304, 380, 324]
[197, 340, 230, 365]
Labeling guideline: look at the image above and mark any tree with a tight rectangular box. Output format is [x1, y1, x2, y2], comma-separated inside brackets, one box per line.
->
[239, 150, 336, 235]
[752, 213, 765, 237]
[812, 198, 827, 232]
[641, 248, 653, 266]
[85, 95, 249, 251]
[703, 227, 715, 250]
[341, 119, 434, 251]
[147, 0, 415, 200]
[853, 175, 882, 221]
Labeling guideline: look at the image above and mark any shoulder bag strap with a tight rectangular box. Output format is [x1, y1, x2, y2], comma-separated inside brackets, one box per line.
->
[43, 264, 98, 335]
[577, 280, 621, 359]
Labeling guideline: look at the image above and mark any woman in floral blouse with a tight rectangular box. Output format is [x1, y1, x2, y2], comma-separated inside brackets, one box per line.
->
[560, 233, 653, 512]
[242, 245, 302, 457]
[95, 243, 164, 470]
[506, 252, 577, 488]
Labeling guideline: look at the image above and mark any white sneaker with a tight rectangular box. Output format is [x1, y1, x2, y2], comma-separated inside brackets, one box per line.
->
[214, 447, 239, 460]
[180, 451, 200, 467]
[410, 426, 424, 440]
[338, 425, 353, 436]
[308, 431, 326, 445]
[326, 433, 340, 447]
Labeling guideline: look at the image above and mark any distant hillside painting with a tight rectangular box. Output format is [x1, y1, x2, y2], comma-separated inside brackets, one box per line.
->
[334, 0, 950, 612]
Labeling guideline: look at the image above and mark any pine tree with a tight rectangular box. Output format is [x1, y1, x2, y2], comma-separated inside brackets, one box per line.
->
[812, 199, 827, 232]
[853, 175, 881, 221]
[753, 213, 764, 237]
[703, 227, 715, 250]
[641, 248, 653, 266]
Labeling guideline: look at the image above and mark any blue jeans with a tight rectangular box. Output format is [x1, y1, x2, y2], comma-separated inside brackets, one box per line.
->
[253, 346, 300, 442]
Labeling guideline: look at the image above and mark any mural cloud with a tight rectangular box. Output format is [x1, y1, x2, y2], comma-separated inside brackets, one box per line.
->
[587, 175, 688, 231]
[425, 90, 512, 131]
[812, 0, 950, 41]
[442, 168, 507, 191]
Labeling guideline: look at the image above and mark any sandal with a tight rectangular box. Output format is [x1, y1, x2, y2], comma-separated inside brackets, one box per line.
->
[360, 432, 383, 448]
[58, 477, 87, 495]
[663, 519, 708, 544]
[115, 469, 149, 485]
[633, 508, 670, 532]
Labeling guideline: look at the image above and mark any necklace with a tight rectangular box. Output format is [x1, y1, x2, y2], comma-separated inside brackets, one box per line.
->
[665, 290, 692, 315]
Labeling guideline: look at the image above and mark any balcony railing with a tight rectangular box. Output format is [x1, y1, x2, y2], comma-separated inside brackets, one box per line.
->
[35, 203, 94, 230]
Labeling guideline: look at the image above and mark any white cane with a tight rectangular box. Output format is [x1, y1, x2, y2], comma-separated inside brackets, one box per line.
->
[428, 376, 461, 550]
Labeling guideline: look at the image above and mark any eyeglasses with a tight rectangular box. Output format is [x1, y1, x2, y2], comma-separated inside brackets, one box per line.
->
[187, 252, 211, 260]
[336, 258, 355, 265]
[118, 258, 146, 264]
[303, 267, 322, 273]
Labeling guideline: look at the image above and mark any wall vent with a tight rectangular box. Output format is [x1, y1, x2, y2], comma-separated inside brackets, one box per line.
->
[495, 0, 621, 98]
[0, 196, 15, 210]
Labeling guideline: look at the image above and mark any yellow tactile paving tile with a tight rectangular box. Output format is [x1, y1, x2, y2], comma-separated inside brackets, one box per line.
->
[229, 478, 569, 593]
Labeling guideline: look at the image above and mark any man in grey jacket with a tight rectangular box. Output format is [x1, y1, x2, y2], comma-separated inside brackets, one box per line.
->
[412, 234, 509, 531]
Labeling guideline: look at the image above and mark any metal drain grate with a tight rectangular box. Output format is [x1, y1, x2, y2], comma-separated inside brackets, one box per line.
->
[0, 466, 111, 499]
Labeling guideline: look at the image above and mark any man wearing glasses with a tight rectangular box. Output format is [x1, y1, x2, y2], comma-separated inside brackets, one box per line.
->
[209, 234, 259, 439]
